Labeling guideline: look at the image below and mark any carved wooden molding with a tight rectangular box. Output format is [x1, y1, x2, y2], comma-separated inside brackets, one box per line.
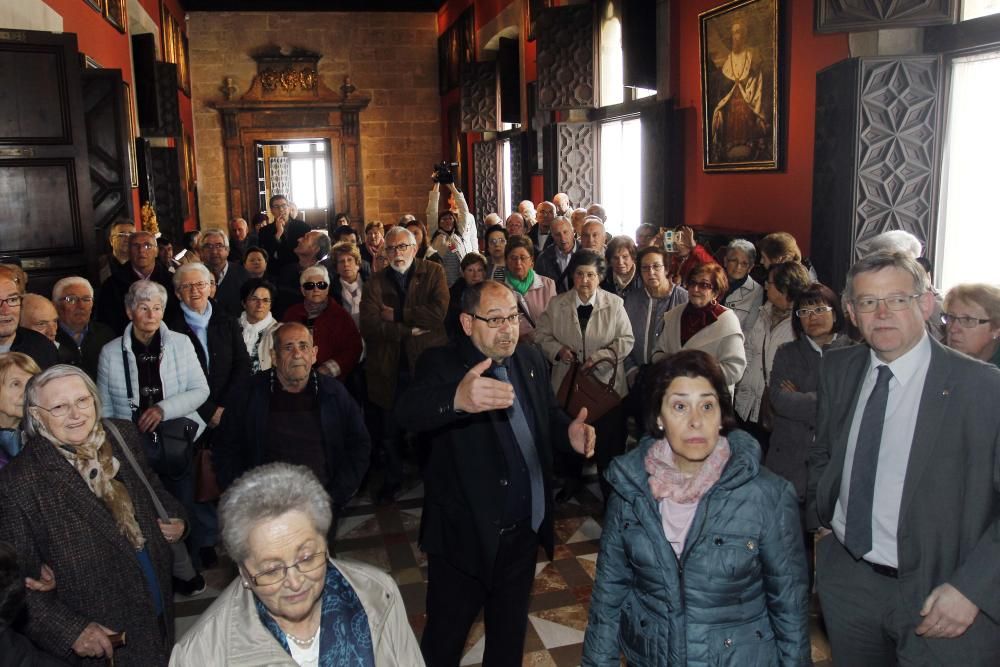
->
[536, 5, 595, 110]
[461, 62, 498, 132]
[474, 140, 498, 218]
[816, 0, 957, 33]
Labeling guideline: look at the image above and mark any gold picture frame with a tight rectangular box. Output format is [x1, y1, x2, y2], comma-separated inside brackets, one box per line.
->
[700, 0, 781, 172]
[123, 81, 139, 188]
[104, 0, 127, 34]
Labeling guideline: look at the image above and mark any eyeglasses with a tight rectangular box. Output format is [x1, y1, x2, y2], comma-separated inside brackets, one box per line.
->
[0, 295, 23, 308]
[640, 263, 665, 273]
[796, 306, 833, 318]
[941, 313, 992, 328]
[302, 281, 329, 291]
[726, 258, 752, 268]
[471, 313, 519, 328]
[201, 243, 226, 251]
[385, 243, 414, 254]
[686, 280, 715, 292]
[488, 238, 507, 246]
[34, 395, 95, 419]
[179, 281, 211, 292]
[130, 242, 155, 251]
[59, 295, 94, 305]
[250, 551, 326, 587]
[851, 294, 922, 313]
[247, 296, 272, 304]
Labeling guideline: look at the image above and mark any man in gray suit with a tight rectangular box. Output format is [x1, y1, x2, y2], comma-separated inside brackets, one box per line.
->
[808, 251, 1000, 665]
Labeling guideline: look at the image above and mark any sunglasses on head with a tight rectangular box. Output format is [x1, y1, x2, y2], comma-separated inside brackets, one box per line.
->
[302, 281, 329, 291]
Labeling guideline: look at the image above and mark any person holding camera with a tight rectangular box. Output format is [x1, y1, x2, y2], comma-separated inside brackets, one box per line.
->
[427, 164, 478, 285]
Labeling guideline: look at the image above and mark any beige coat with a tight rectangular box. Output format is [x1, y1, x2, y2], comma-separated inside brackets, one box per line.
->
[507, 271, 558, 343]
[170, 559, 424, 667]
[535, 288, 634, 398]
[651, 304, 747, 397]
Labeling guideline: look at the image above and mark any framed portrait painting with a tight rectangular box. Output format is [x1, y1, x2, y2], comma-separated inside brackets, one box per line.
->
[104, 0, 126, 34]
[700, 0, 780, 172]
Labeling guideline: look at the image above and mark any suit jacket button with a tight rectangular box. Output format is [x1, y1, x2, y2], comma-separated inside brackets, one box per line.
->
[499, 478, 509, 486]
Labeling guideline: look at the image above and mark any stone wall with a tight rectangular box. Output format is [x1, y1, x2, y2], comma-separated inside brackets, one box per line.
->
[188, 11, 440, 227]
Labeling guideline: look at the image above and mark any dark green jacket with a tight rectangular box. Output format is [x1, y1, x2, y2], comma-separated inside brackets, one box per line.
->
[582, 430, 809, 666]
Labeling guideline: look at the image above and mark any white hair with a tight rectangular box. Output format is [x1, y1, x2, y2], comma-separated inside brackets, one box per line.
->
[52, 276, 94, 301]
[125, 279, 168, 312]
[300, 264, 330, 284]
[173, 262, 213, 288]
[199, 228, 229, 248]
[867, 230, 923, 258]
[23, 364, 103, 439]
[385, 226, 417, 246]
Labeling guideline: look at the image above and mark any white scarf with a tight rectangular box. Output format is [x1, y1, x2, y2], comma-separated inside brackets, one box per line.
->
[239, 312, 276, 367]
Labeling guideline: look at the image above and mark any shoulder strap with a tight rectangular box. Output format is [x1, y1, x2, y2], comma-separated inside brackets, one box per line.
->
[515, 294, 536, 329]
[103, 418, 169, 521]
[121, 338, 134, 408]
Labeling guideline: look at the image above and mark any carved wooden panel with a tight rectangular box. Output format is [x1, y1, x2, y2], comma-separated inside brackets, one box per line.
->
[509, 134, 524, 210]
[138, 62, 180, 137]
[461, 62, 498, 132]
[536, 5, 594, 110]
[816, 0, 957, 33]
[473, 139, 498, 218]
[810, 56, 942, 292]
[82, 69, 132, 234]
[149, 146, 184, 242]
[544, 122, 595, 208]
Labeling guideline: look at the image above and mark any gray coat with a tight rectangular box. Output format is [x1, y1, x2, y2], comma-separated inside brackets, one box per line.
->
[765, 335, 853, 501]
[622, 285, 688, 373]
[583, 430, 810, 666]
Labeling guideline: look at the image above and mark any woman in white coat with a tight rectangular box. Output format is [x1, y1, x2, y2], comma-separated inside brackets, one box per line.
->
[653, 262, 747, 398]
[535, 250, 634, 503]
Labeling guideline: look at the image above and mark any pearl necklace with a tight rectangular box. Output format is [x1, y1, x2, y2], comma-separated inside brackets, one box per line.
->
[285, 626, 319, 648]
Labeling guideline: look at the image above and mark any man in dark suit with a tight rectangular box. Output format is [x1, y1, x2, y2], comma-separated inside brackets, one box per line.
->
[808, 251, 1000, 665]
[199, 228, 249, 318]
[52, 276, 115, 379]
[95, 230, 176, 334]
[534, 216, 578, 293]
[526, 201, 555, 255]
[227, 216, 258, 263]
[397, 280, 595, 666]
[258, 194, 310, 275]
[0, 269, 57, 369]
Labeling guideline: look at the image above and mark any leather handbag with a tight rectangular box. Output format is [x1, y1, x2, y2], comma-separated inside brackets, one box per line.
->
[193, 441, 220, 503]
[556, 352, 623, 424]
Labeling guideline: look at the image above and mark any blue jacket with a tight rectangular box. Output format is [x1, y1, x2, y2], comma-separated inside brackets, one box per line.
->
[582, 430, 809, 666]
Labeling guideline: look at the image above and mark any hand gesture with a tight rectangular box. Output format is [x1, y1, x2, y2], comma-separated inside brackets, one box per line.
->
[72, 622, 117, 658]
[568, 407, 596, 458]
[137, 406, 164, 433]
[915, 583, 979, 638]
[557, 346, 576, 363]
[25, 563, 55, 592]
[158, 518, 186, 544]
[208, 406, 224, 428]
[453, 358, 514, 414]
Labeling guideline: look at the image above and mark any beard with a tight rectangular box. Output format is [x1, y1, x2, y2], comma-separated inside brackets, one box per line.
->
[391, 259, 413, 275]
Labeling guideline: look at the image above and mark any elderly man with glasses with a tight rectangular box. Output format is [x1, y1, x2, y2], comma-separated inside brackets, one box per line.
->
[0, 266, 57, 369]
[96, 230, 177, 334]
[360, 226, 449, 504]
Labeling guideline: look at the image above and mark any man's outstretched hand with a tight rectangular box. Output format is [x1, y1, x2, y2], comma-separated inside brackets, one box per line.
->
[454, 358, 514, 413]
[568, 407, 596, 458]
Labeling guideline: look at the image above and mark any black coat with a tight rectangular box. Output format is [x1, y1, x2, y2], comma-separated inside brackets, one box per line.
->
[168, 303, 250, 427]
[95, 262, 177, 335]
[395, 336, 575, 583]
[534, 244, 574, 293]
[0, 624, 71, 666]
[258, 219, 310, 274]
[211, 261, 250, 319]
[9, 328, 57, 370]
[219, 371, 371, 508]
[526, 225, 554, 255]
[55, 321, 116, 379]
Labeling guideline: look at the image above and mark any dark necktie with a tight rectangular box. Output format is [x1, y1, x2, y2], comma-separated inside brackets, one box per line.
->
[492, 364, 545, 532]
[844, 364, 894, 560]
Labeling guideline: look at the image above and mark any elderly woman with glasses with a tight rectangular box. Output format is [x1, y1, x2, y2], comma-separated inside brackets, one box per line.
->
[652, 263, 746, 398]
[239, 278, 281, 373]
[503, 236, 557, 344]
[602, 236, 643, 299]
[282, 265, 362, 381]
[942, 283, 1000, 367]
[170, 463, 423, 665]
[0, 364, 187, 665]
[722, 238, 763, 333]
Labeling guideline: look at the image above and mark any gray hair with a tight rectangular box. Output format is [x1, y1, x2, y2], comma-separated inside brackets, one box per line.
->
[385, 226, 417, 246]
[271, 321, 313, 354]
[844, 251, 929, 303]
[866, 230, 922, 258]
[219, 463, 332, 563]
[551, 216, 572, 232]
[52, 276, 94, 301]
[125, 279, 168, 312]
[23, 364, 103, 439]
[173, 262, 213, 289]
[199, 228, 229, 248]
[725, 238, 757, 265]
[300, 264, 330, 285]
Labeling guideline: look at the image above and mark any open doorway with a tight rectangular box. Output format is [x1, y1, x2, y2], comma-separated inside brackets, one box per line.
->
[255, 139, 333, 228]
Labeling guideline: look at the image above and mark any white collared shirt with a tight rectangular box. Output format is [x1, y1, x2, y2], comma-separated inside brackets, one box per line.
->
[574, 292, 597, 308]
[832, 333, 931, 568]
[555, 243, 576, 273]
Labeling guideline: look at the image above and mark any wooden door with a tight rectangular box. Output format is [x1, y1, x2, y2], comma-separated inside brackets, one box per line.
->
[82, 68, 134, 236]
[0, 29, 96, 293]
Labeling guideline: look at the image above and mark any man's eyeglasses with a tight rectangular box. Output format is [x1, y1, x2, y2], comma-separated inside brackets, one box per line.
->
[59, 295, 94, 305]
[130, 242, 155, 251]
[471, 313, 519, 328]
[640, 263, 665, 273]
[201, 243, 226, 251]
[34, 395, 94, 419]
[385, 243, 414, 254]
[686, 280, 715, 292]
[178, 281, 211, 293]
[851, 294, 921, 313]
[0, 295, 23, 308]
[796, 306, 833, 318]
[488, 238, 507, 246]
[302, 281, 329, 291]
[250, 551, 326, 587]
[941, 313, 991, 328]
[726, 258, 752, 268]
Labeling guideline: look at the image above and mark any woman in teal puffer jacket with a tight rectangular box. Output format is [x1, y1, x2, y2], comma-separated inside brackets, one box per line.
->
[582, 350, 810, 666]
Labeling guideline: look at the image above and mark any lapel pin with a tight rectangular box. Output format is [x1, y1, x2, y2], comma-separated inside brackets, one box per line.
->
[941, 389, 949, 396]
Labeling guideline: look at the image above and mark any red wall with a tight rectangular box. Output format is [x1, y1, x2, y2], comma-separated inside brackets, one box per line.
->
[676, 0, 849, 252]
[42, 0, 198, 232]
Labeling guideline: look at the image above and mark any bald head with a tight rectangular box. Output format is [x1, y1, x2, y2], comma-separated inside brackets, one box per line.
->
[536, 202, 555, 231]
[570, 209, 588, 236]
[505, 213, 526, 237]
[586, 203, 607, 222]
[20, 294, 59, 342]
[553, 193, 571, 216]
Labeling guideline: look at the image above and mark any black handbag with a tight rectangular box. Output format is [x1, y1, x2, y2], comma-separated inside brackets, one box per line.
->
[122, 343, 197, 479]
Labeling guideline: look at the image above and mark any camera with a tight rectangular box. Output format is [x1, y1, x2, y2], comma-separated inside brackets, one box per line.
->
[432, 161, 458, 185]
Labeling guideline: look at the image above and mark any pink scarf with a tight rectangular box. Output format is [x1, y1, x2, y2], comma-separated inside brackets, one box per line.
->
[644, 436, 731, 503]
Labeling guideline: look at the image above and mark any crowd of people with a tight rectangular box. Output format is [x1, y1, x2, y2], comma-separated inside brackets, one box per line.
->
[0, 183, 997, 666]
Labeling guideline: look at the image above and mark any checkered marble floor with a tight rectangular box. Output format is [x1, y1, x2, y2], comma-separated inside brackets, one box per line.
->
[174, 470, 833, 666]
